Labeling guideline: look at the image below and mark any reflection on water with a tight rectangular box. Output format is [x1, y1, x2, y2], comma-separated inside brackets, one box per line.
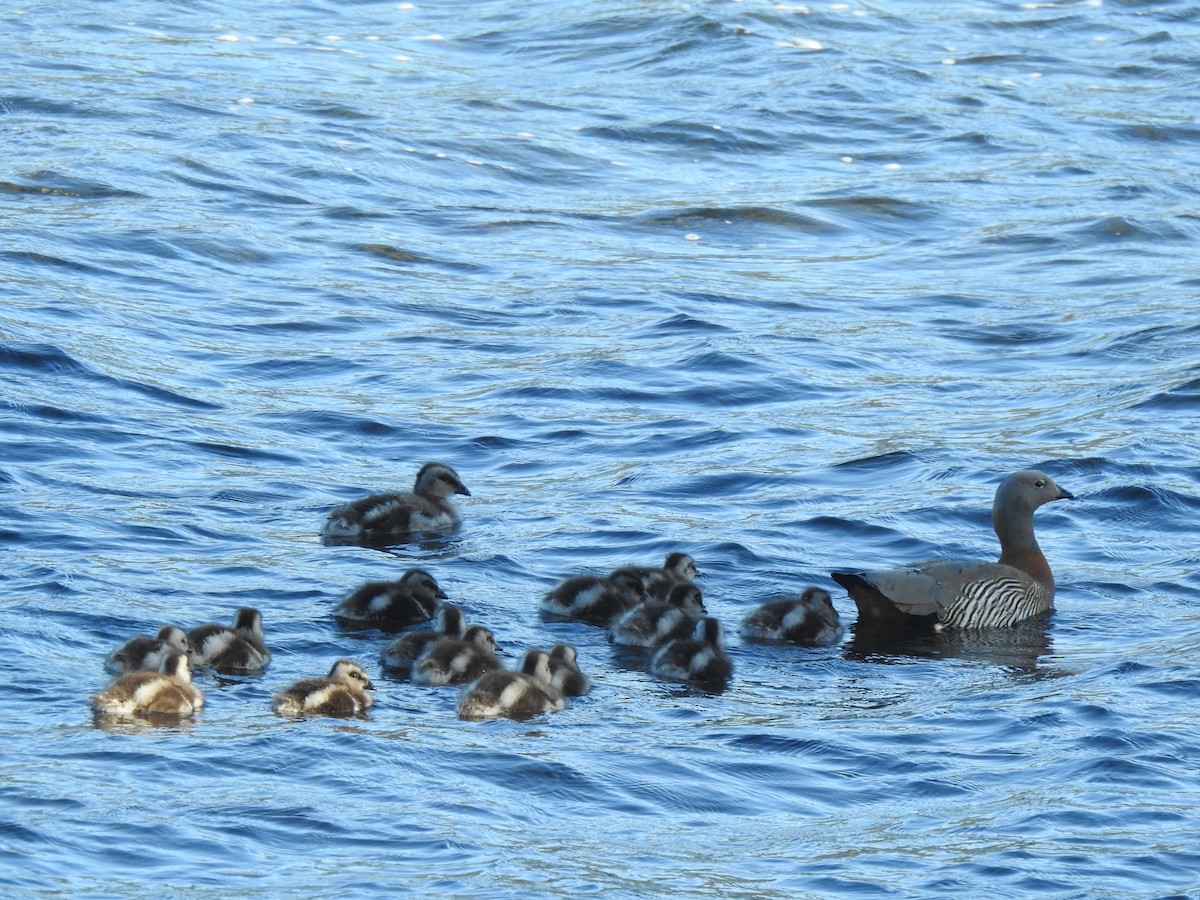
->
[90, 711, 198, 737]
[845, 616, 1054, 673]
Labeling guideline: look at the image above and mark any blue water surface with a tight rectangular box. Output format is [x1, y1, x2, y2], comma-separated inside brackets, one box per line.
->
[3, 0, 1200, 897]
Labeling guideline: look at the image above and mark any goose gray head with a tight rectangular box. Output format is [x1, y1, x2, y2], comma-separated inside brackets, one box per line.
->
[414, 462, 472, 499]
[328, 659, 376, 692]
[995, 470, 1073, 520]
[992, 470, 1073, 560]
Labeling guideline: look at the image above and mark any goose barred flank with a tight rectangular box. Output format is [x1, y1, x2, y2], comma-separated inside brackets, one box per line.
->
[832, 469, 1074, 630]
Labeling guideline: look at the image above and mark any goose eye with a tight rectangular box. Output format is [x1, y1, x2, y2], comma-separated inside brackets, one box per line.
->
[1034, 479, 1046, 488]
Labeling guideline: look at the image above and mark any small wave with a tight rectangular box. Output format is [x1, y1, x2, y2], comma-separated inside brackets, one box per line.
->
[0, 341, 221, 411]
[633, 204, 840, 235]
[1067, 215, 1189, 243]
[575, 120, 780, 154]
[635, 312, 732, 335]
[0, 171, 143, 200]
[360, 243, 489, 273]
[1119, 122, 1200, 144]
[1129, 374, 1200, 412]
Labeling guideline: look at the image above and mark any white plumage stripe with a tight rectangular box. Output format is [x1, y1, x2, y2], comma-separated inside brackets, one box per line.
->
[943, 577, 1048, 628]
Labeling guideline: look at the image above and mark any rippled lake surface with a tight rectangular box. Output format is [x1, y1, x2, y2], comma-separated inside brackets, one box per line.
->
[4, 0, 1200, 896]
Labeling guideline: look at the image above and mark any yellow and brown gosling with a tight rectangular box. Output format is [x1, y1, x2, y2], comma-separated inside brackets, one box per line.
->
[92, 652, 204, 718]
[547, 643, 590, 697]
[273, 659, 375, 717]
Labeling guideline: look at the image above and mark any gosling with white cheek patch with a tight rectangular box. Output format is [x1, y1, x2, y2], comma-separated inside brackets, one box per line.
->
[273, 659, 376, 717]
[187, 608, 270, 675]
[335, 568, 446, 632]
[609, 582, 707, 648]
[321, 462, 471, 545]
[650, 617, 733, 686]
[92, 652, 204, 718]
[739, 587, 844, 646]
[540, 571, 645, 627]
[611, 552, 700, 600]
[105, 624, 191, 674]
[412, 626, 504, 686]
[380, 604, 466, 671]
[457, 649, 565, 722]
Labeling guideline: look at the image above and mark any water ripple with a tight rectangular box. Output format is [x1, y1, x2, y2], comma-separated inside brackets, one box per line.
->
[4, 0, 1200, 896]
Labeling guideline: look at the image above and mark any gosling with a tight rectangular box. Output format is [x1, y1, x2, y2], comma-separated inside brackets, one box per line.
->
[321, 461, 471, 545]
[739, 587, 844, 646]
[187, 608, 270, 675]
[611, 552, 699, 600]
[650, 617, 733, 686]
[105, 624, 190, 674]
[334, 568, 446, 632]
[273, 659, 375, 717]
[457, 649, 565, 721]
[547, 643, 590, 697]
[610, 582, 707, 648]
[379, 604, 466, 671]
[540, 570, 645, 627]
[92, 652, 204, 718]
[411, 626, 503, 686]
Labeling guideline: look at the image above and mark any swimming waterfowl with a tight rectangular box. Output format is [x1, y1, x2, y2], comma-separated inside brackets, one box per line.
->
[739, 587, 844, 645]
[321, 461, 471, 545]
[411, 626, 503, 686]
[187, 608, 270, 674]
[379, 604, 466, 671]
[105, 624, 190, 674]
[609, 582, 707, 648]
[540, 570, 645, 626]
[547, 643, 590, 697]
[832, 469, 1074, 629]
[650, 617, 733, 686]
[335, 568, 446, 632]
[273, 659, 375, 717]
[611, 552, 699, 600]
[92, 651, 204, 718]
[457, 649, 565, 721]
